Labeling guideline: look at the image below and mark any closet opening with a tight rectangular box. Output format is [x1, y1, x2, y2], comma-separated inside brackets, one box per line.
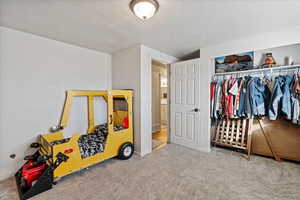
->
[210, 43, 300, 162]
[151, 60, 169, 150]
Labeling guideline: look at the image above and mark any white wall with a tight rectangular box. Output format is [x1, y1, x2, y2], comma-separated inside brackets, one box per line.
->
[112, 46, 141, 153]
[0, 27, 112, 181]
[140, 45, 178, 156]
[112, 45, 177, 156]
[255, 43, 300, 66]
[200, 26, 300, 152]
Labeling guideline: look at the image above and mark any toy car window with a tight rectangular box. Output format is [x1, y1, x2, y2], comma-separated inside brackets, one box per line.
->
[94, 96, 108, 125]
[113, 97, 129, 131]
[63, 97, 88, 138]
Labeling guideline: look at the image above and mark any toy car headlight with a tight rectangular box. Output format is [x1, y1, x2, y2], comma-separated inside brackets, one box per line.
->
[50, 125, 63, 132]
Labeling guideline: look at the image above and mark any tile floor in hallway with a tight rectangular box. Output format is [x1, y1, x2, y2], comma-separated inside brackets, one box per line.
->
[1, 144, 300, 200]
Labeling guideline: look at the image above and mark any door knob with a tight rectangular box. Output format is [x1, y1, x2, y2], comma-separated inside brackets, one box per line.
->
[193, 108, 199, 112]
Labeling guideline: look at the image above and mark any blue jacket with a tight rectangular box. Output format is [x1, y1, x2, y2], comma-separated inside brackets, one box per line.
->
[249, 77, 271, 117]
[281, 75, 293, 120]
[269, 75, 293, 120]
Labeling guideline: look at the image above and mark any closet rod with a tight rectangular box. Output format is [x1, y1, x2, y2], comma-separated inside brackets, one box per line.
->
[214, 64, 300, 76]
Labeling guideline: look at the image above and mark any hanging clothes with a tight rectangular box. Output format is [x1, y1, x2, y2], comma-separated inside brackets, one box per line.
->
[222, 79, 230, 119]
[213, 81, 223, 119]
[210, 82, 216, 119]
[282, 75, 293, 120]
[291, 74, 300, 124]
[268, 76, 284, 120]
[237, 78, 247, 117]
[249, 77, 271, 117]
[210, 73, 300, 125]
[228, 78, 239, 118]
[234, 78, 243, 117]
[269, 75, 293, 120]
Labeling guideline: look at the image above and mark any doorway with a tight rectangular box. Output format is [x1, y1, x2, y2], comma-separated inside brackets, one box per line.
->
[151, 60, 168, 150]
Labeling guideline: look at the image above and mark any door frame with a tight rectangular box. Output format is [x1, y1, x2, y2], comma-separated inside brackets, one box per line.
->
[151, 61, 170, 137]
[151, 63, 162, 134]
[140, 45, 178, 156]
[166, 64, 171, 144]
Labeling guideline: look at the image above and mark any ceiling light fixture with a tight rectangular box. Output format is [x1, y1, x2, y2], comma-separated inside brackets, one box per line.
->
[130, 0, 159, 20]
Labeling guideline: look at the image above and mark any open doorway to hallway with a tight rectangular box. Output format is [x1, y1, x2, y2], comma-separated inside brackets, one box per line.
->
[151, 60, 168, 150]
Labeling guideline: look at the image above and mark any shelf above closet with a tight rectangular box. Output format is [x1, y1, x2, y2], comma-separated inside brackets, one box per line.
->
[214, 64, 300, 76]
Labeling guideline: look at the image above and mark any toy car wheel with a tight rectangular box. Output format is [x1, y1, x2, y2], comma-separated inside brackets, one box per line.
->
[118, 142, 134, 160]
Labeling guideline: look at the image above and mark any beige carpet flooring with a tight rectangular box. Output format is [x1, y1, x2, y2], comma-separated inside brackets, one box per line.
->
[152, 139, 165, 149]
[1, 144, 300, 200]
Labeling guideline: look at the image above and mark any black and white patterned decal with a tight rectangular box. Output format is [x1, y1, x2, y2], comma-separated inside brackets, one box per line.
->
[50, 123, 125, 158]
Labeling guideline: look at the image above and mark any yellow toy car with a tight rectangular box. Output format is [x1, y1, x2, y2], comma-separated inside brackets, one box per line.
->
[15, 90, 134, 200]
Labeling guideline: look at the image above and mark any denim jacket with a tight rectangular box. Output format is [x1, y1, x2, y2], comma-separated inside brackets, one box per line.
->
[281, 75, 293, 120]
[291, 75, 300, 124]
[249, 77, 271, 117]
[269, 75, 293, 120]
[269, 76, 284, 120]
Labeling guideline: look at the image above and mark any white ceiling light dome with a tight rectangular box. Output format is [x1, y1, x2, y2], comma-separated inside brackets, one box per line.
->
[130, 0, 159, 20]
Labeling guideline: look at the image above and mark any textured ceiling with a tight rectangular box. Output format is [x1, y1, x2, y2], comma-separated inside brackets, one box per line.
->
[1, 0, 300, 57]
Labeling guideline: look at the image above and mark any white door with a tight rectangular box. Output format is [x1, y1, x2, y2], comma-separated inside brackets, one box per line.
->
[170, 59, 201, 150]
